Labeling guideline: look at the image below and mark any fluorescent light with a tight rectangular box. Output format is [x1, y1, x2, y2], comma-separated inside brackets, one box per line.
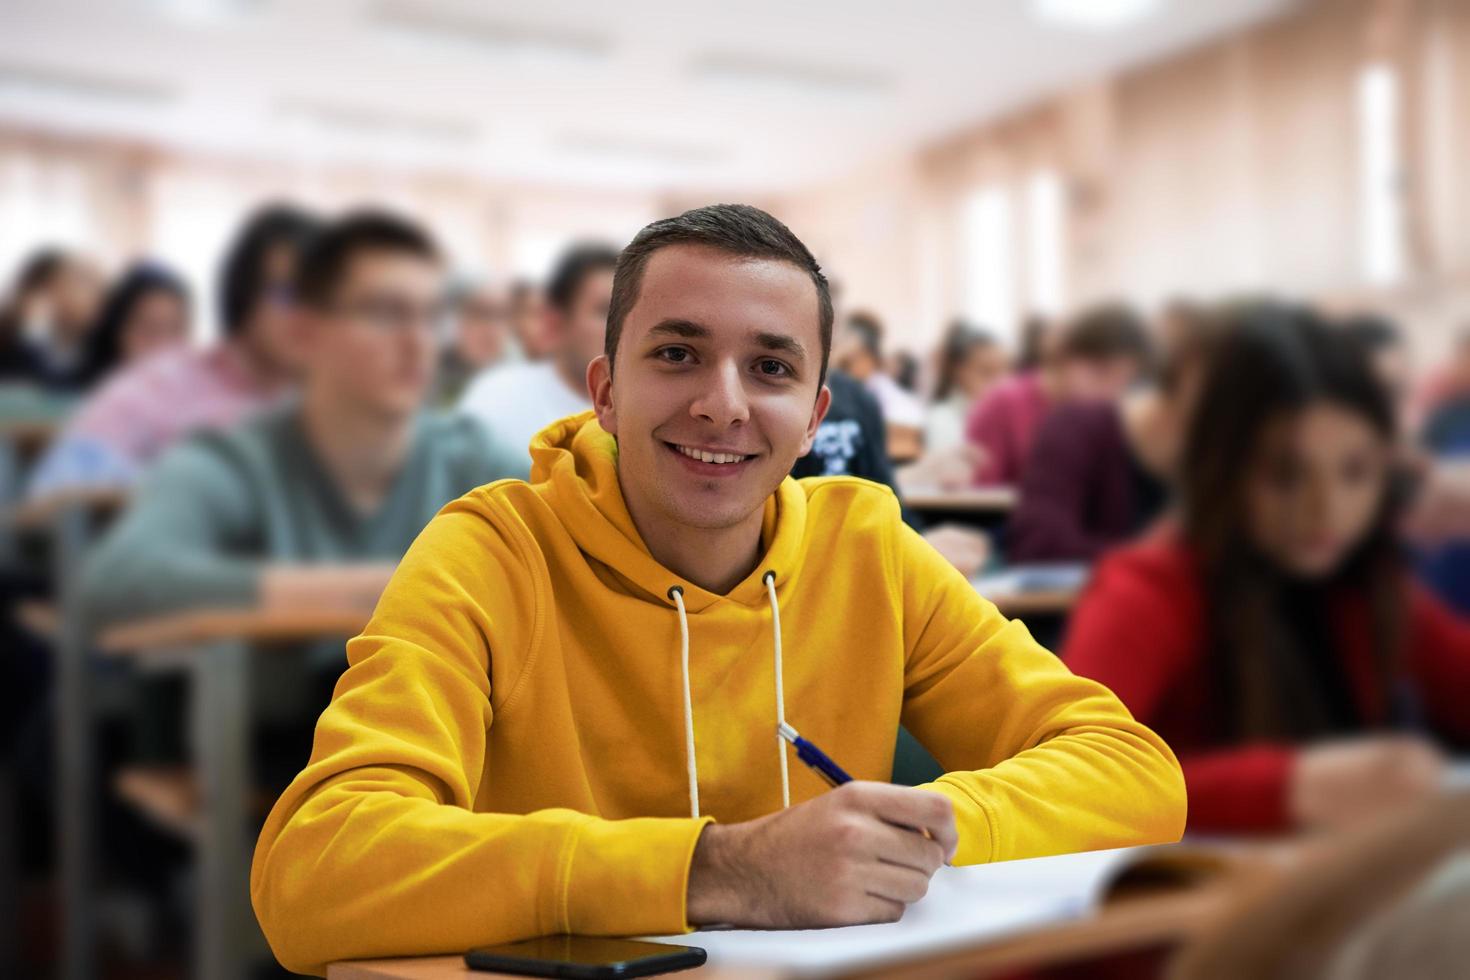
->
[276, 99, 481, 146]
[554, 132, 727, 166]
[688, 53, 892, 99]
[0, 63, 177, 107]
[368, 0, 611, 68]
[1032, 0, 1164, 31]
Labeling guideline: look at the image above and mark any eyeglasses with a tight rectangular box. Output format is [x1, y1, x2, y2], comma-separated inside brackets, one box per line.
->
[331, 295, 452, 334]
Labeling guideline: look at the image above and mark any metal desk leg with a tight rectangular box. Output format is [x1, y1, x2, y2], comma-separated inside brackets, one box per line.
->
[54, 502, 94, 980]
[191, 638, 254, 980]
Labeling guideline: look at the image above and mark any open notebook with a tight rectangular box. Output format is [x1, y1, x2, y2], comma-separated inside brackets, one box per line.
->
[644, 844, 1223, 977]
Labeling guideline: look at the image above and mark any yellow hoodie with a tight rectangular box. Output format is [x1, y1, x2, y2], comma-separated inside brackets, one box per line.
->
[252, 412, 1185, 975]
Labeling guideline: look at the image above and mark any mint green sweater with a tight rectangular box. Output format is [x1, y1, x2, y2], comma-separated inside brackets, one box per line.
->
[80, 404, 526, 627]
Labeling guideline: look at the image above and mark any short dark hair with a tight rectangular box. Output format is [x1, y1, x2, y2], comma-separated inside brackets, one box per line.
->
[1341, 313, 1402, 355]
[844, 310, 885, 359]
[218, 204, 318, 337]
[296, 209, 440, 309]
[605, 204, 833, 386]
[1058, 302, 1152, 367]
[546, 244, 619, 313]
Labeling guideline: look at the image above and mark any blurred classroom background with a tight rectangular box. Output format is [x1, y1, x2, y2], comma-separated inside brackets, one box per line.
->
[2, 0, 1470, 978]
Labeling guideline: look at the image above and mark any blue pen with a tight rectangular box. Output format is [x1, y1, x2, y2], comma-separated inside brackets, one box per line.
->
[777, 721, 853, 788]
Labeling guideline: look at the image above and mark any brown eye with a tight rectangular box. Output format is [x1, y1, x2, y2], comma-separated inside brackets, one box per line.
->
[757, 359, 790, 377]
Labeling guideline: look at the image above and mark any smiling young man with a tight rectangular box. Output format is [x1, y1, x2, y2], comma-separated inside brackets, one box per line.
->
[251, 205, 1185, 975]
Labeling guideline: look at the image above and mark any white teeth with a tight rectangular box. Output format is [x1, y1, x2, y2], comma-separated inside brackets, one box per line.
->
[676, 445, 747, 465]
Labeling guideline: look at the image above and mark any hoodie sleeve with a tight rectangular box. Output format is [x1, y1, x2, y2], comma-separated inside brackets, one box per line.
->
[250, 497, 712, 976]
[895, 522, 1187, 863]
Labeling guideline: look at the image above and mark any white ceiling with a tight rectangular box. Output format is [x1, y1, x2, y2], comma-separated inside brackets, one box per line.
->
[0, 0, 1300, 193]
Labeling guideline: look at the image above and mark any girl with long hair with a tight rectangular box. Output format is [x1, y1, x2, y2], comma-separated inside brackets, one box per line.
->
[1063, 304, 1469, 833]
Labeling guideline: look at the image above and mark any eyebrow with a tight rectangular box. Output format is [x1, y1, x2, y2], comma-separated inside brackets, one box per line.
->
[647, 318, 808, 361]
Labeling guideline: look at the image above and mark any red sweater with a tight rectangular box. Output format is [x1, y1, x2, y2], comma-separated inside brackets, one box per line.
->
[1061, 532, 1470, 833]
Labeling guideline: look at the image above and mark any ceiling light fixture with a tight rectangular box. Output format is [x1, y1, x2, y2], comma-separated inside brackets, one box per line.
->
[0, 63, 178, 106]
[1031, 0, 1164, 31]
[368, 0, 611, 66]
[688, 52, 892, 98]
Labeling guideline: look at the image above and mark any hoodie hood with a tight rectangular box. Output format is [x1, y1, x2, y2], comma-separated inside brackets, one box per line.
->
[529, 410, 807, 614]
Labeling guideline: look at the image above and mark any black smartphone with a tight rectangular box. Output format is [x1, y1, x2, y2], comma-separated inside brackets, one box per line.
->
[464, 935, 707, 979]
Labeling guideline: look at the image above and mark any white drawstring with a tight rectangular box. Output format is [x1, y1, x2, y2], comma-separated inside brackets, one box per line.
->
[764, 571, 791, 809]
[669, 572, 791, 819]
[669, 585, 700, 818]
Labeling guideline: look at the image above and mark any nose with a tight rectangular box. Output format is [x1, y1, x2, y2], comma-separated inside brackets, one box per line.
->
[689, 359, 750, 428]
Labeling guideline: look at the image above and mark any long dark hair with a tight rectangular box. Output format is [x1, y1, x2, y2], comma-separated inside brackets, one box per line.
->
[932, 320, 998, 403]
[80, 263, 189, 384]
[1179, 303, 1404, 739]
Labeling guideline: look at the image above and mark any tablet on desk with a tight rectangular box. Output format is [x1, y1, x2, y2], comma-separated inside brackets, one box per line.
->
[465, 935, 707, 979]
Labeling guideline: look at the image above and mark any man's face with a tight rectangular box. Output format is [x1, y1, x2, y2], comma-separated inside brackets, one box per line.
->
[551, 268, 614, 380]
[454, 285, 510, 367]
[591, 245, 830, 532]
[303, 249, 443, 420]
[1057, 354, 1141, 403]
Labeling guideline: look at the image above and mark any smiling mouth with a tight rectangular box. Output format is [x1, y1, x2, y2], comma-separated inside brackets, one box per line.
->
[666, 442, 757, 465]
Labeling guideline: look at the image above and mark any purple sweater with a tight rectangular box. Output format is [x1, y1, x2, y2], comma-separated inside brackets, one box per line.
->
[1007, 401, 1165, 563]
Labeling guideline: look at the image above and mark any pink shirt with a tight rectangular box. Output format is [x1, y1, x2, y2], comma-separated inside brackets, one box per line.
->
[26, 343, 287, 498]
[963, 371, 1050, 486]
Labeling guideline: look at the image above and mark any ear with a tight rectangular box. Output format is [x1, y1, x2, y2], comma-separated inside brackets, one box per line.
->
[797, 384, 833, 457]
[588, 354, 617, 436]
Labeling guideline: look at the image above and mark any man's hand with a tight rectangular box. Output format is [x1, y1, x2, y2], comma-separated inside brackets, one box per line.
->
[921, 524, 991, 578]
[1289, 735, 1446, 830]
[686, 782, 958, 929]
[897, 446, 987, 493]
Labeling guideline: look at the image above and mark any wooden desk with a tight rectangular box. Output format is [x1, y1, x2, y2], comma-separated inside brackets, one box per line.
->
[99, 606, 371, 656]
[985, 588, 1078, 618]
[326, 848, 1282, 980]
[4, 486, 129, 533]
[903, 487, 1018, 514]
[98, 603, 374, 980]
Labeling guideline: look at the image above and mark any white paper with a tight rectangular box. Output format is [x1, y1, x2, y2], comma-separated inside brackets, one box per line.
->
[645, 846, 1143, 977]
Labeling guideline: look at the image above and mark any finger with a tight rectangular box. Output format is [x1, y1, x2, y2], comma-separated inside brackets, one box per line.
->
[851, 784, 959, 861]
[863, 861, 933, 906]
[871, 822, 946, 875]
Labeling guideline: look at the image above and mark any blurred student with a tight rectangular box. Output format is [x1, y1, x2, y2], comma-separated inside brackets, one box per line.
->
[1411, 326, 1470, 438]
[887, 349, 920, 394]
[76, 262, 191, 387]
[459, 245, 617, 469]
[833, 310, 925, 461]
[80, 211, 525, 792]
[924, 321, 1006, 455]
[965, 303, 1151, 486]
[251, 205, 1183, 974]
[508, 277, 550, 360]
[81, 209, 524, 626]
[25, 204, 318, 499]
[1342, 313, 1410, 424]
[791, 367, 991, 576]
[1014, 313, 1054, 373]
[0, 247, 104, 391]
[1006, 307, 1202, 564]
[1063, 306, 1468, 835]
[434, 278, 513, 406]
